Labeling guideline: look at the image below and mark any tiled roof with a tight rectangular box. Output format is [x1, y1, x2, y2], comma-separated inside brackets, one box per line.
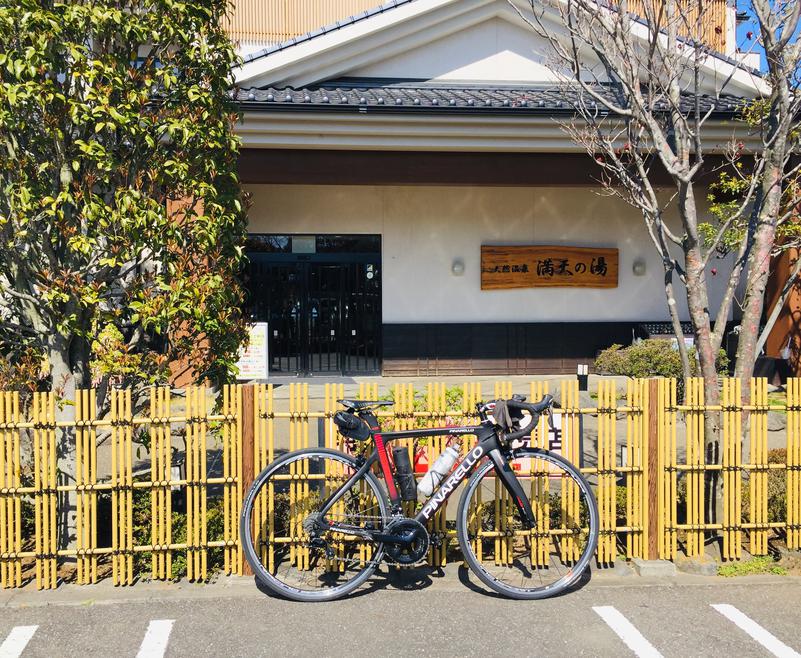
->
[235, 81, 745, 116]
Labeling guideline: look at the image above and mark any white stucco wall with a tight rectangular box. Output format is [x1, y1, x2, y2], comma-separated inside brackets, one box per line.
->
[349, 17, 566, 83]
[246, 184, 733, 325]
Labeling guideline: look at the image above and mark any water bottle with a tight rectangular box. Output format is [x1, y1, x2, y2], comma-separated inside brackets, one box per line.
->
[417, 444, 461, 497]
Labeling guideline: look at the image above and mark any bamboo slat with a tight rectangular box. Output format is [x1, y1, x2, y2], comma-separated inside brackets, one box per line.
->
[33, 392, 58, 589]
[254, 383, 274, 574]
[684, 378, 705, 557]
[185, 386, 209, 581]
[109, 389, 133, 585]
[560, 379, 581, 564]
[149, 387, 172, 580]
[75, 389, 98, 584]
[788, 379, 801, 550]
[596, 379, 618, 565]
[721, 378, 743, 560]
[222, 384, 241, 575]
[0, 392, 22, 588]
[749, 378, 769, 556]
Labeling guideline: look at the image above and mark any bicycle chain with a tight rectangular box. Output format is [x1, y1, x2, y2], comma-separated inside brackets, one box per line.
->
[305, 513, 386, 567]
[303, 512, 432, 567]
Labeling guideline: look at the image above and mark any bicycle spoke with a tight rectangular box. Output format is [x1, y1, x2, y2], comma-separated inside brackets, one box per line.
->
[242, 450, 387, 600]
[459, 450, 598, 598]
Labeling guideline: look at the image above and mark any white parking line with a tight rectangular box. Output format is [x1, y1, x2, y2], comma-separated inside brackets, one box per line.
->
[593, 606, 663, 658]
[0, 626, 38, 658]
[136, 620, 175, 658]
[712, 604, 800, 658]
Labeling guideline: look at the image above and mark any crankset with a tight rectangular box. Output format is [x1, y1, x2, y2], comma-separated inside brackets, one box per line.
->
[383, 518, 430, 565]
[302, 511, 429, 565]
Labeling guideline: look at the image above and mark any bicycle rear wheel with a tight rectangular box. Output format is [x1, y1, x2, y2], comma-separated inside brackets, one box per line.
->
[457, 448, 598, 600]
[240, 448, 388, 602]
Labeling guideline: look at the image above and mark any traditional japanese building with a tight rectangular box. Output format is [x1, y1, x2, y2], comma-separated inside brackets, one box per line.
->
[225, 0, 781, 378]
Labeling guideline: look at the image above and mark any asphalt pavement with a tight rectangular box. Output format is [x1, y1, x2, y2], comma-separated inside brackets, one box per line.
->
[1, 566, 800, 658]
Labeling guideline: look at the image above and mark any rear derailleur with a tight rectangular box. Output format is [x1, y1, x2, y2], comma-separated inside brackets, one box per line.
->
[303, 512, 335, 559]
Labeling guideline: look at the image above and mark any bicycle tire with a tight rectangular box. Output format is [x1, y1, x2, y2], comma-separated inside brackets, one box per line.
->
[456, 447, 599, 600]
[240, 447, 389, 602]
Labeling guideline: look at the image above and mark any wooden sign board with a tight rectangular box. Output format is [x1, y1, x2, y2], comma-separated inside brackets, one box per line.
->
[481, 245, 618, 289]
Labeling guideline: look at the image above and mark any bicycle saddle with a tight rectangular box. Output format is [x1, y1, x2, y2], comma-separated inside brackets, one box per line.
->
[338, 399, 394, 411]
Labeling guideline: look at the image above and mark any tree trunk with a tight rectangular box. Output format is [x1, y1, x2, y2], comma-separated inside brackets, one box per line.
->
[755, 252, 801, 358]
[49, 333, 90, 553]
[680, 184, 723, 532]
[684, 254, 723, 527]
[734, 163, 784, 391]
[664, 268, 692, 381]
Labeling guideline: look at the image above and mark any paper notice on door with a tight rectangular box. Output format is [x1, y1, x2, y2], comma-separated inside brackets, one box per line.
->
[236, 323, 269, 380]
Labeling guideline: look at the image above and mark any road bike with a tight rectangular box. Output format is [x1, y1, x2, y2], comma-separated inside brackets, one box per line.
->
[240, 395, 599, 601]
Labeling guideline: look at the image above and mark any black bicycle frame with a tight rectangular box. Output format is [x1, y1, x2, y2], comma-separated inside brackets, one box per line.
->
[318, 422, 537, 537]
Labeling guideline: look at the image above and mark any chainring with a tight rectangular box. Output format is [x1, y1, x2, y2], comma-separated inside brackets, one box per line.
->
[383, 518, 430, 565]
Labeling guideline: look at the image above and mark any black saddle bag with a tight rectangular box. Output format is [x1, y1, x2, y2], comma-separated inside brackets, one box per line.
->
[333, 411, 371, 441]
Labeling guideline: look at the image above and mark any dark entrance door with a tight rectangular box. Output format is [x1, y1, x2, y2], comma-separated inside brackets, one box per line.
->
[243, 235, 381, 376]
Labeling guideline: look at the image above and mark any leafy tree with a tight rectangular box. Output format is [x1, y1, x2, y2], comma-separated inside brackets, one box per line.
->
[510, 0, 800, 524]
[0, 0, 247, 545]
[702, 100, 801, 359]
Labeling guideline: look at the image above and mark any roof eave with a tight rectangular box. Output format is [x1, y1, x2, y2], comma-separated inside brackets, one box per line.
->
[236, 102, 741, 121]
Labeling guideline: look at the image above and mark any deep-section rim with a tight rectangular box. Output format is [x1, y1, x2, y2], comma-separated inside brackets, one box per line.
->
[456, 447, 599, 600]
[240, 447, 389, 602]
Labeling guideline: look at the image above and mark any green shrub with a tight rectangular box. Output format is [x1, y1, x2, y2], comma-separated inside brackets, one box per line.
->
[382, 384, 470, 434]
[595, 339, 729, 379]
[131, 483, 227, 581]
[742, 448, 787, 524]
[616, 486, 628, 526]
[718, 555, 787, 577]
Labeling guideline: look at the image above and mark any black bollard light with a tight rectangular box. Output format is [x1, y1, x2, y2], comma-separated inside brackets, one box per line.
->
[577, 363, 589, 391]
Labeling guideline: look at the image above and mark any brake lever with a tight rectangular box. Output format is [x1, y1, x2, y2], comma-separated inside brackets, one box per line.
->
[546, 401, 560, 432]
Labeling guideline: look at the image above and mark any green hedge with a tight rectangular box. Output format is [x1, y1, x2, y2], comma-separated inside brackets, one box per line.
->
[595, 339, 729, 379]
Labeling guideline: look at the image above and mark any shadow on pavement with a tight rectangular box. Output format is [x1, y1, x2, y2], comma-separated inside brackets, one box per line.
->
[247, 564, 439, 602]
[247, 561, 592, 602]
[457, 563, 593, 600]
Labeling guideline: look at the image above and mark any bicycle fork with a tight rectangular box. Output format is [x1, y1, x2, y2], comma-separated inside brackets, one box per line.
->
[486, 448, 537, 530]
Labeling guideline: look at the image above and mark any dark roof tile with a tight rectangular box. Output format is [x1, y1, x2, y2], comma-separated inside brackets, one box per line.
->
[235, 82, 747, 116]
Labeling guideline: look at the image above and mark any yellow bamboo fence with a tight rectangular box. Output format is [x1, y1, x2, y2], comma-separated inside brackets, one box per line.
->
[656, 377, 801, 561]
[0, 377, 799, 590]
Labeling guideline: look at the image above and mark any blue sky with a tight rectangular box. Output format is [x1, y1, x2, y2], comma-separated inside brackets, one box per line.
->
[734, 2, 766, 70]
[734, 1, 801, 72]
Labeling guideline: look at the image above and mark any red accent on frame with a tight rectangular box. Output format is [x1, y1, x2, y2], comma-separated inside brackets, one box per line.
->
[374, 434, 398, 501]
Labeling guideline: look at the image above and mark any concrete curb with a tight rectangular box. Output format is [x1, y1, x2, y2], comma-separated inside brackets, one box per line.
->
[631, 558, 677, 577]
[1, 567, 799, 609]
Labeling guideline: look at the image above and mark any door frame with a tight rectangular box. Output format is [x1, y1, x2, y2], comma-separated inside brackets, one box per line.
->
[244, 234, 382, 376]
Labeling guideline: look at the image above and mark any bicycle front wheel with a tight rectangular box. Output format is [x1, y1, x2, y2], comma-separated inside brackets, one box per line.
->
[240, 448, 388, 602]
[457, 448, 598, 600]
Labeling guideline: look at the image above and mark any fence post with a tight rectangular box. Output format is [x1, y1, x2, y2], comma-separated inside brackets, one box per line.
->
[647, 378, 660, 560]
[241, 384, 255, 576]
